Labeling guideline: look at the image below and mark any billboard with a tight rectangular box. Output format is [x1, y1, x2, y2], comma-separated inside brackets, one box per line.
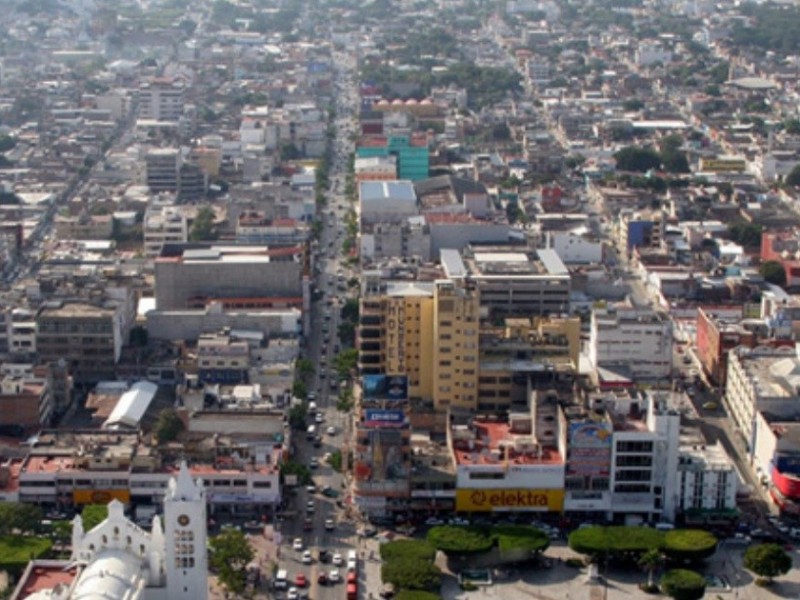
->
[566, 422, 612, 477]
[353, 429, 408, 483]
[455, 488, 564, 512]
[73, 489, 131, 505]
[362, 374, 408, 403]
[364, 409, 406, 427]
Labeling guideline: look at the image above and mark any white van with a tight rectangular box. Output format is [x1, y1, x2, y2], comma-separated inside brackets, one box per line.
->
[306, 425, 317, 440]
[309, 401, 318, 414]
[275, 569, 288, 589]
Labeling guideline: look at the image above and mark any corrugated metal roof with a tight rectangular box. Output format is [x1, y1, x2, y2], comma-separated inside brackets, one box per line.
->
[103, 381, 158, 430]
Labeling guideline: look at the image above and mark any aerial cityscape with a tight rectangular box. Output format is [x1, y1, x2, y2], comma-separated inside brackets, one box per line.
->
[1, 0, 800, 598]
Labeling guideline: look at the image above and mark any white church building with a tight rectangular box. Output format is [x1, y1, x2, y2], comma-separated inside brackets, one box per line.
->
[12, 463, 208, 600]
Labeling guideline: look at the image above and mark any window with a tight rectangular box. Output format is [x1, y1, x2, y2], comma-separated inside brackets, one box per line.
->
[469, 471, 505, 480]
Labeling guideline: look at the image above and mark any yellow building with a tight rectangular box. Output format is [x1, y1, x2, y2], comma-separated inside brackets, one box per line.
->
[358, 277, 480, 410]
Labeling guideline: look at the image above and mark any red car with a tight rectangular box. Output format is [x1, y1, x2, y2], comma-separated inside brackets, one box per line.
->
[295, 573, 307, 588]
[347, 571, 357, 584]
[303, 519, 313, 531]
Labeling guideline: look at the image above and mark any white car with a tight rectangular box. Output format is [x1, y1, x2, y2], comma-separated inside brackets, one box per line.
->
[329, 569, 341, 583]
[325, 519, 335, 531]
[315, 413, 324, 424]
[332, 552, 343, 566]
[310, 458, 319, 469]
[287, 587, 298, 600]
[326, 426, 336, 436]
[306, 500, 315, 513]
[293, 538, 303, 551]
[302, 550, 313, 564]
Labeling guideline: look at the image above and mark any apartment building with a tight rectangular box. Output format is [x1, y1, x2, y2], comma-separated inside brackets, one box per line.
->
[588, 305, 673, 381]
[36, 301, 131, 384]
[139, 78, 184, 122]
[143, 206, 188, 258]
[145, 148, 181, 193]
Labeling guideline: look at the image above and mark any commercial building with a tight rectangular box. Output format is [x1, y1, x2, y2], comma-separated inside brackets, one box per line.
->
[15, 430, 281, 515]
[356, 134, 429, 181]
[36, 301, 131, 384]
[145, 148, 181, 193]
[154, 244, 305, 311]
[196, 332, 250, 385]
[677, 443, 738, 521]
[477, 316, 581, 412]
[352, 375, 412, 518]
[588, 305, 673, 381]
[449, 412, 566, 514]
[354, 156, 397, 181]
[447, 246, 571, 318]
[696, 307, 755, 386]
[235, 212, 308, 246]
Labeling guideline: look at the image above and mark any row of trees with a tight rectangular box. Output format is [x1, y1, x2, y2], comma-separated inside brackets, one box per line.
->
[568, 526, 717, 563]
[613, 135, 689, 174]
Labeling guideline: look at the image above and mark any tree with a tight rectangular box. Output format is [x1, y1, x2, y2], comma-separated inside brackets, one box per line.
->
[662, 529, 718, 562]
[427, 526, 493, 554]
[209, 528, 255, 596]
[0, 135, 17, 153]
[280, 461, 311, 485]
[334, 348, 358, 379]
[189, 206, 216, 241]
[786, 164, 800, 188]
[659, 135, 690, 174]
[568, 526, 663, 561]
[613, 146, 662, 172]
[296, 358, 315, 383]
[341, 298, 359, 322]
[638, 548, 662, 590]
[760, 260, 787, 286]
[154, 409, 184, 443]
[81, 504, 109, 531]
[0, 503, 43, 535]
[660, 569, 706, 600]
[288, 402, 308, 430]
[381, 558, 442, 592]
[744, 543, 792, 584]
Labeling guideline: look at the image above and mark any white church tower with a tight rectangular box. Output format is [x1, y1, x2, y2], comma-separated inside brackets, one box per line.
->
[163, 462, 208, 600]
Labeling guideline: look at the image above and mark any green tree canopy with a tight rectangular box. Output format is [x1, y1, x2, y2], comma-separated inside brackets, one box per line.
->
[613, 146, 662, 172]
[568, 526, 663, 560]
[660, 568, 706, 600]
[743, 543, 792, 583]
[760, 260, 787, 286]
[288, 402, 308, 430]
[189, 206, 217, 241]
[381, 558, 441, 592]
[209, 528, 255, 595]
[81, 504, 109, 531]
[380, 539, 436, 562]
[427, 526, 493, 554]
[786, 164, 800, 187]
[659, 135, 690, 174]
[0, 135, 18, 153]
[0, 503, 43, 535]
[154, 408, 184, 443]
[728, 221, 763, 248]
[662, 529, 718, 562]
[334, 348, 358, 379]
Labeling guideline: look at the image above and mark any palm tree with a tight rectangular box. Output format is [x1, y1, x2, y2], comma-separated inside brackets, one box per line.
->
[638, 548, 662, 590]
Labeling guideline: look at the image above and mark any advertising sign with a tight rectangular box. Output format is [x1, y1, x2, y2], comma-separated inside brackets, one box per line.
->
[362, 374, 408, 402]
[364, 409, 406, 427]
[566, 422, 612, 477]
[455, 488, 564, 512]
[354, 429, 408, 482]
[73, 489, 131, 505]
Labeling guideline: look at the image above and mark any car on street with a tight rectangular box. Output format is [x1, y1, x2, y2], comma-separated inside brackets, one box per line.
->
[309, 458, 319, 469]
[318, 573, 329, 585]
[306, 500, 315, 513]
[325, 519, 335, 531]
[293, 538, 303, 551]
[287, 587, 298, 600]
[303, 518, 313, 531]
[302, 550, 313, 564]
[332, 552, 343, 566]
[315, 413, 324, 423]
[329, 569, 341, 583]
[295, 573, 307, 588]
[318, 549, 331, 563]
[327, 426, 336, 435]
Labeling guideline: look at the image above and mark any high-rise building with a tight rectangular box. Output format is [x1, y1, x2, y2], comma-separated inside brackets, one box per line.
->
[139, 78, 185, 122]
[358, 275, 479, 410]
